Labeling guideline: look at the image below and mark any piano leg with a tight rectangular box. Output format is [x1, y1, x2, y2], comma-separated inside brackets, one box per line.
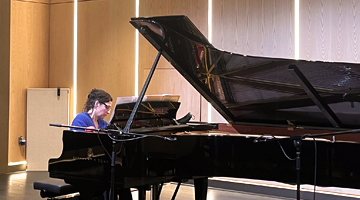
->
[73, 183, 107, 200]
[194, 177, 208, 200]
[137, 187, 146, 200]
[118, 188, 133, 200]
[151, 184, 160, 200]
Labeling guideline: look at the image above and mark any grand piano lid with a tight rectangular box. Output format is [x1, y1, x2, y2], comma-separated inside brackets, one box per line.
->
[130, 15, 360, 130]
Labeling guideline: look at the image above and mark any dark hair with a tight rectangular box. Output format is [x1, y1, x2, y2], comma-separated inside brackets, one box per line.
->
[83, 88, 113, 111]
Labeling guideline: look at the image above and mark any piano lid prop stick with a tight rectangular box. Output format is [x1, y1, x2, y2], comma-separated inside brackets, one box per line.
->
[123, 50, 163, 134]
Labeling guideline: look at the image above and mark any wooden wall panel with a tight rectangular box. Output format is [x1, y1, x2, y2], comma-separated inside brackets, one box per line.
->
[300, 0, 360, 62]
[212, 0, 294, 58]
[76, 0, 135, 121]
[145, 69, 201, 121]
[138, 0, 208, 73]
[139, 0, 208, 122]
[49, 0, 135, 122]
[0, 0, 10, 174]
[9, 0, 49, 163]
[49, 3, 74, 119]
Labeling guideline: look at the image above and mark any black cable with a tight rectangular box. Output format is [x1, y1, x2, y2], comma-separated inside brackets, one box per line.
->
[302, 134, 318, 200]
[96, 129, 112, 159]
[105, 130, 176, 142]
[254, 134, 297, 161]
[255, 132, 320, 200]
[276, 139, 297, 161]
[312, 138, 317, 200]
[109, 135, 148, 142]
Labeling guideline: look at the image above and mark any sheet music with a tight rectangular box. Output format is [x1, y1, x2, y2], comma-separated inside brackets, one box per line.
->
[109, 94, 180, 123]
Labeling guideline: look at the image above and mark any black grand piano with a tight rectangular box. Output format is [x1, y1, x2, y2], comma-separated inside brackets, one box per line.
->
[48, 15, 360, 200]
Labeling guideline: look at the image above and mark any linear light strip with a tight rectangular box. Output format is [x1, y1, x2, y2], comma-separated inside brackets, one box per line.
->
[295, 0, 300, 59]
[8, 161, 27, 166]
[73, 0, 78, 117]
[135, 0, 139, 96]
[208, 0, 212, 43]
[207, 0, 212, 123]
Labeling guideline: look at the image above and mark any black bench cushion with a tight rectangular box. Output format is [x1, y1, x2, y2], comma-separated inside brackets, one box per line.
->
[33, 178, 78, 197]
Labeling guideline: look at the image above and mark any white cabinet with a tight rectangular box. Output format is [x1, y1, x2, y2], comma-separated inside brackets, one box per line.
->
[26, 88, 69, 171]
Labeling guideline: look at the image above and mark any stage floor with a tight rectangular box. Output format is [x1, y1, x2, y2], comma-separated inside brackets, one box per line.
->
[0, 171, 359, 200]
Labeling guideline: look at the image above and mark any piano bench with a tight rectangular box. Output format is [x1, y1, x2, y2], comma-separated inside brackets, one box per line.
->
[33, 178, 79, 199]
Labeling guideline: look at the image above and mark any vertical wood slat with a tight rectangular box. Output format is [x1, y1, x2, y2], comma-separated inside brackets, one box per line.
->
[75, 0, 135, 121]
[212, 0, 294, 59]
[49, 3, 74, 119]
[9, 1, 49, 163]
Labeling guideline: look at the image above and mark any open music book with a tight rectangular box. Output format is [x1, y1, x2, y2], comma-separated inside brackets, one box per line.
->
[109, 94, 180, 124]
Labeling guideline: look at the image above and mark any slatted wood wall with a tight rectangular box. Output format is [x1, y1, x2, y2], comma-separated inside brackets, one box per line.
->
[5, 0, 360, 168]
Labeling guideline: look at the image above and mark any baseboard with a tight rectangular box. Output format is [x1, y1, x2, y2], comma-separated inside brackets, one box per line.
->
[188, 177, 360, 200]
[7, 164, 26, 173]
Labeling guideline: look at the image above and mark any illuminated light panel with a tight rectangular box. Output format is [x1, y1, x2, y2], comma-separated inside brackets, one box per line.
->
[295, 0, 300, 59]
[8, 161, 27, 166]
[73, 0, 78, 117]
[208, 0, 212, 43]
[207, 0, 212, 122]
[135, 0, 139, 96]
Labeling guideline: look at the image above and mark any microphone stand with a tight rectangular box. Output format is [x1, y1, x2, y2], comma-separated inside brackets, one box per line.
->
[49, 123, 123, 199]
[290, 136, 302, 200]
[254, 128, 360, 200]
[49, 122, 176, 200]
[51, 49, 164, 200]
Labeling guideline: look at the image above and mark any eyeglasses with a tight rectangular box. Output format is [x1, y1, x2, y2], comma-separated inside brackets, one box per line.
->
[100, 102, 111, 110]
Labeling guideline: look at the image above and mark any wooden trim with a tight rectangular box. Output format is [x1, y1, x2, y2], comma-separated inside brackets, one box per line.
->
[50, 0, 100, 4]
[0, 0, 10, 174]
[7, 164, 26, 173]
[13, 0, 50, 4]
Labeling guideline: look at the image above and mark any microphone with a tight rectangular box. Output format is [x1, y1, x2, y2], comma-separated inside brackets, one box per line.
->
[49, 123, 64, 127]
[253, 135, 275, 143]
[164, 137, 177, 141]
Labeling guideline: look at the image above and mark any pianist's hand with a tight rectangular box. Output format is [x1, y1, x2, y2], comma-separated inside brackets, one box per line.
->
[85, 126, 95, 132]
